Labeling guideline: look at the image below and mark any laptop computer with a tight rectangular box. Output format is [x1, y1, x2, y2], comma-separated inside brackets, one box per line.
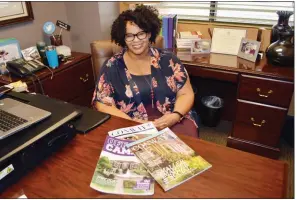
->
[0, 98, 51, 140]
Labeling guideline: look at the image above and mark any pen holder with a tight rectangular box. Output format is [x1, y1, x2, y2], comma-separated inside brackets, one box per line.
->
[45, 46, 59, 68]
[50, 35, 63, 46]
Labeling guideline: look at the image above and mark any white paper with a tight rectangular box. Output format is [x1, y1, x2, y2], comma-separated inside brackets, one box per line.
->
[210, 28, 246, 55]
[0, 164, 14, 180]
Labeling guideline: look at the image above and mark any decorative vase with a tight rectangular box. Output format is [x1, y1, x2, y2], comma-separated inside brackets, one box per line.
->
[266, 30, 294, 66]
[271, 11, 293, 43]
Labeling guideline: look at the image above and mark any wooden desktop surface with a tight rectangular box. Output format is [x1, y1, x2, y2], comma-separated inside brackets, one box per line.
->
[1, 116, 288, 198]
[177, 52, 294, 82]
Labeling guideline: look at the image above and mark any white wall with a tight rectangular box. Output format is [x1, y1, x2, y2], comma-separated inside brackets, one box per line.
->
[98, 2, 119, 40]
[65, 2, 119, 53]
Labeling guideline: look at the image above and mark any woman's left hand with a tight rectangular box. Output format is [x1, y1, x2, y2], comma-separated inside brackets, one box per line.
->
[153, 113, 180, 130]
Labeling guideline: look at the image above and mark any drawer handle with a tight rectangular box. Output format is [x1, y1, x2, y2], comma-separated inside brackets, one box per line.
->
[250, 117, 266, 127]
[256, 88, 273, 98]
[80, 74, 89, 83]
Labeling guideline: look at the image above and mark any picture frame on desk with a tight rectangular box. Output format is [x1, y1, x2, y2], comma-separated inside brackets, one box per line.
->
[237, 38, 261, 62]
[191, 39, 211, 54]
[0, 38, 22, 74]
[210, 28, 246, 55]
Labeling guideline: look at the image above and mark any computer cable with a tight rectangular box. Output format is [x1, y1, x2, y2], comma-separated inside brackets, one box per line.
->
[29, 72, 45, 95]
[36, 60, 54, 80]
[29, 75, 37, 93]
[44, 65, 54, 80]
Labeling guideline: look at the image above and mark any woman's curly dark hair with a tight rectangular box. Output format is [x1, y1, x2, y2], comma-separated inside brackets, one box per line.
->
[111, 5, 161, 47]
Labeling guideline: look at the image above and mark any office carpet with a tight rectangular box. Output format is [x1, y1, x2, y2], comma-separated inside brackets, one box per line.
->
[199, 121, 294, 199]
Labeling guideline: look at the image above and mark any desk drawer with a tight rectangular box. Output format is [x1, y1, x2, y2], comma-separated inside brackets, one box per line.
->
[233, 99, 287, 147]
[238, 74, 293, 107]
[43, 58, 95, 102]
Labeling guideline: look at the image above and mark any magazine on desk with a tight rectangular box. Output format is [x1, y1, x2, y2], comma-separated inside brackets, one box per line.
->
[127, 128, 212, 192]
[90, 136, 154, 195]
[108, 122, 158, 141]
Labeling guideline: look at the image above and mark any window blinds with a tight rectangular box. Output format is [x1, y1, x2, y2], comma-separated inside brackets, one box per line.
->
[143, 1, 294, 26]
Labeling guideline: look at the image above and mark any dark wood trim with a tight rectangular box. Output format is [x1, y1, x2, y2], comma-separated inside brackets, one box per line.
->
[0, 2, 34, 28]
[185, 64, 238, 83]
[241, 74, 294, 84]
[227, 136, 280, 159]
[237, 99, 288, 110]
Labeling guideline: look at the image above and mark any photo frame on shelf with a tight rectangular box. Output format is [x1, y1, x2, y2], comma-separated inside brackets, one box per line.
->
[0, 2, 34, 27]
[237, 38, 261, 62]
[191, 39, 211, 54]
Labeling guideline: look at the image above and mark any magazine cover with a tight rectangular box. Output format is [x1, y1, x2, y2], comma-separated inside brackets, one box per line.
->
[127, 128, 212, 192]
[108, 122, 158, 141]
[90, 136, 154, 195]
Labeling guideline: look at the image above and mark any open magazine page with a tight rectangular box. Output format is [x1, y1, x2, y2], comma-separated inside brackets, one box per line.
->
[127, 128, 212, 192]
[108, 122, 158, 140]
[90, 136, 154, 195]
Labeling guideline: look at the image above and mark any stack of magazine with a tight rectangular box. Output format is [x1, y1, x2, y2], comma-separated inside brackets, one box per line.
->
[90, 122, 212, 195]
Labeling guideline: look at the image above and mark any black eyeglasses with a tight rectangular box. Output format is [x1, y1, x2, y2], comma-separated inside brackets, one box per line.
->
[125, 31, 147, 42]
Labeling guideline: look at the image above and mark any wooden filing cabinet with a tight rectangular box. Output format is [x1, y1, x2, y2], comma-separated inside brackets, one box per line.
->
[227, 74, 294, 159]
[182, 52, 294, 159]
[0, 52, 95, 108]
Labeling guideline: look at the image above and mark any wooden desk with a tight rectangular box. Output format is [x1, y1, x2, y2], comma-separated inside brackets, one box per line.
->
[178, 52, 294, 159]
[0, 52, 94, 107]
[1, 116, 288, 198]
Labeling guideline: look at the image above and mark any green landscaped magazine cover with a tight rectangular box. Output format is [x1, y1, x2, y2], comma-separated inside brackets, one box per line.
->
[90, 136, 154, 195]
[127, 128, 212, 192]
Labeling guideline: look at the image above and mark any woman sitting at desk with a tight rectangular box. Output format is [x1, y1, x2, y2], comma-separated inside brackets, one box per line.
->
[92, 5, 199, 138]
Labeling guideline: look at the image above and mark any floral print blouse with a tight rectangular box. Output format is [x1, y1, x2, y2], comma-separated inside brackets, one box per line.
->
[92, 47, 197, 127]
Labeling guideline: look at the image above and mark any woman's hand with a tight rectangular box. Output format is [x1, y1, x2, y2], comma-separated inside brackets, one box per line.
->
[153, 113, 180, 130]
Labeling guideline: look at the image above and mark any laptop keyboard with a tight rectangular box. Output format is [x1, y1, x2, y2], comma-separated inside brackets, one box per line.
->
[0, 110, 28, 132]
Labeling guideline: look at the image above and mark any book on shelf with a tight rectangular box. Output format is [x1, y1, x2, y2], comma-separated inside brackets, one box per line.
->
[161, 14, 178, 49]
[172, 14, 178, 48]
[176, 38, 193, 49]
[176, 38, 202, 49]
[168, 14, 174, 49]
[90, 135, 155, 195]
[162, 15, 169, 48]
[178, 31, 202, 39]
[127, 128, 212, 192]
[108, 122, 158, 141]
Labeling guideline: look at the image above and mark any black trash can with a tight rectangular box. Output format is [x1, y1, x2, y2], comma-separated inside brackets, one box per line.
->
[200, 96, 224, 127]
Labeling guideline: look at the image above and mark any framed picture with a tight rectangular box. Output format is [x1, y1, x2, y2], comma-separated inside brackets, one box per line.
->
[210, 28, 246, 55]
[237, 38, 261, 62]
[191, 39, 211, 54]
[0, 38, 22, 66]
[21, 46, 41, 61]
[0, 2, 34, 27]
